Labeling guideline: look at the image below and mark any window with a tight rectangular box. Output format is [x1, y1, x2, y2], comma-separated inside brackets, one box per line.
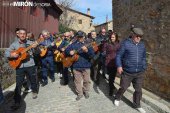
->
[78, 19, 82, 24]
[90, 20, 93, 26]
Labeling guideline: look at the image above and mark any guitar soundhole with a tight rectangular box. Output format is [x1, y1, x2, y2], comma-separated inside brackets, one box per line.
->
[18, 53, 21, 57]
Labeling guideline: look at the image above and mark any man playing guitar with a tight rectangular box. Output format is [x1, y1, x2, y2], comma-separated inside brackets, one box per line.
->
[39, 30, 55, 86]
[5, 28, 38, 110]
[58, 32, 72, 85]
[65, 31, 95, 101]
[86, 31, 101, 85]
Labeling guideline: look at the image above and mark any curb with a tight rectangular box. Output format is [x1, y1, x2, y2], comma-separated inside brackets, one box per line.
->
[114, 77, 170, 113]
[3, 83, 16, 102]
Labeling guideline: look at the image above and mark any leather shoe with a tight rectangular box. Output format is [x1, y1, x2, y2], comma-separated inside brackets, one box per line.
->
[32, 92, 38, 99]
[51, 78, 55, 82]
[84, 92, 89, 99]
[41, 81, 48, 87]
[76, 95, 83, 101]
[11, 103, 20, 110]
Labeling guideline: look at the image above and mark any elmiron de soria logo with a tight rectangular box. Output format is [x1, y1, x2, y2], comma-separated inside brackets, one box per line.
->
[1, 1, 51, 7]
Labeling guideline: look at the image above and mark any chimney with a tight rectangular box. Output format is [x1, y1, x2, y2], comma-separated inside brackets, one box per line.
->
[106, 15, 108, 22]
[87, 8, 90, 15]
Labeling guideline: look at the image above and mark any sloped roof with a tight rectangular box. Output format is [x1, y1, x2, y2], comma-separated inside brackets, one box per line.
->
[94, 20, 113, 27]
[46, 0, 63, 15]
[57, 4, 95, 19]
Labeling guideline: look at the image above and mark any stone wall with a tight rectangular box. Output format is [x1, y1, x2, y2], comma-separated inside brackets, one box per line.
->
[112, 0, 170, 100]
[94, 21, 113, 34]
[0, 49, 15, 89]
[60, 8, 95, 34]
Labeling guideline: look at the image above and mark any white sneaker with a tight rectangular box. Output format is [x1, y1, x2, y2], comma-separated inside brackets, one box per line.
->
[114, 100, 120, 106]
[136, 107, 146, 113]
[27, 89, 32, 93]
[59, 73, 62, 77]
[54, 73, 58, 76]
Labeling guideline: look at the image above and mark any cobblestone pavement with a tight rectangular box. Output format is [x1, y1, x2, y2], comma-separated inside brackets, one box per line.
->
[2, 74, 157, 113]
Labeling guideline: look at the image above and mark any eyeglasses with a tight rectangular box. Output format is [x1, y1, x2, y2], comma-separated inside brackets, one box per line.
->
[42, 34, 49, 37]
[134, 34, 142, 38]
[65, 36, 70, 37]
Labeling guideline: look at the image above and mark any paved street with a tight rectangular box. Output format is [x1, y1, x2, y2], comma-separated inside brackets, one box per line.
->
[2, 74, 157, 113]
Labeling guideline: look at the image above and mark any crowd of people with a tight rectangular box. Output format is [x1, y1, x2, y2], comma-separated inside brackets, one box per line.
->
[0, 26, 147, 113]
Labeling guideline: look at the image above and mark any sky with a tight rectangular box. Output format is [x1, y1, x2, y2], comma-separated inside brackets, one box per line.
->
[73, 0, 112, 25]
[56, 0, 113, 25]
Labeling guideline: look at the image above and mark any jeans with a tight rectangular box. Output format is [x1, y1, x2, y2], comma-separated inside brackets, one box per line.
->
[98, 55, 106, 77]
[14, 66, 38, 104]
[55, 62, 63, 74]
[41, 56, 55, 82]
[107, 67, 117, 93]
[63, 67, 69, 84]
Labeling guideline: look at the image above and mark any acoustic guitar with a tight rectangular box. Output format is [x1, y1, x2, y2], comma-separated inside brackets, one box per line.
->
[39, 45, 52, 57]
[54, 39, 77, 62]
[8, 38, 44, 69]
[39, 46, 47, 57]
[40, 39, 59, 57]
[92, 41, 99, 52]
[62, 39, 102, 68]
[54, 39, 63, 62]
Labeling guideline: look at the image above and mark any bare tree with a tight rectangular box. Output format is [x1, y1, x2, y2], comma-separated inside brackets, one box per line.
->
[55, 0, 77, 32]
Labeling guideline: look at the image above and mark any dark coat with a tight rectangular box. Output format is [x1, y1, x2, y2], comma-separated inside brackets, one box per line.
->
[103, 42, 120, 67]
[65, 40, 95, 69]
[116, 37, 147, 73]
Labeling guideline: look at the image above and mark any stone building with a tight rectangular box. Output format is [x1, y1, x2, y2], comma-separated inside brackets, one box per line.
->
[94, 20, 113, 34]
[112, 0, 170, 100]
[58, 5, 95, 34]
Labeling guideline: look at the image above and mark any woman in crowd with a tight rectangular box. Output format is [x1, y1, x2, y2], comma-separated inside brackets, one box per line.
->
[103, 32, 120, 96]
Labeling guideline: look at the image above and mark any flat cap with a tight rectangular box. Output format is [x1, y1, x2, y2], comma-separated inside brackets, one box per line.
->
[76, 31, 85, 37]
[132, 27, 144, 36]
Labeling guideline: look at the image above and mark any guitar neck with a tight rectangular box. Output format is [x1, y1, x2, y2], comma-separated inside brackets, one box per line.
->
[21, 45, 34, 54]
[74, 42, 92, 54]
[63, 39, 76, 49]
[75, 40, 102, 54]
[21, 38, 44, 54]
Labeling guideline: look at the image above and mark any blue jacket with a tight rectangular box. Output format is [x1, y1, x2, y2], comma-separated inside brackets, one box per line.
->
[39, 35, 54, 56]
[116, 37, 147, 73]
[65, 40, 95, 69]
